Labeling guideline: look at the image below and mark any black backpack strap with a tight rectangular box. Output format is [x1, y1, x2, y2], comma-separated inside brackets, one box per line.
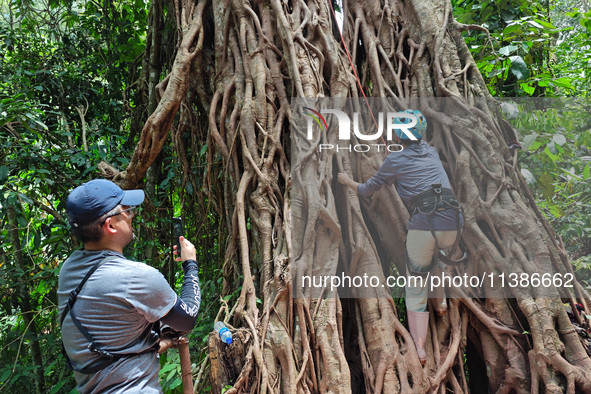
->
[60, 256, 158, 374]
[60, 258, 113, 327]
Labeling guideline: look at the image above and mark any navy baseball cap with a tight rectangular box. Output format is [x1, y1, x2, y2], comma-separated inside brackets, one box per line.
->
[66, 179, 145, 226]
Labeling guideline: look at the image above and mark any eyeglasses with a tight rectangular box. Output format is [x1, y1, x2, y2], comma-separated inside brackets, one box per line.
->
[100, 206, 137, 226]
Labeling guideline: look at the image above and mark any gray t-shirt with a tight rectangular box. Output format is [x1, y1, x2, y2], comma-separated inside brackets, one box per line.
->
[58, 250, 177, 393]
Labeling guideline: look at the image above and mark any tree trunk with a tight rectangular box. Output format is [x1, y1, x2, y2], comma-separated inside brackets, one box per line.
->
[116, 0, 591, 392]
[7, 205, 45, 393]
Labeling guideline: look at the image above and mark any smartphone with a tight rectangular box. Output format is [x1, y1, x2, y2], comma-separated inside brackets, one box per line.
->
[172, 217, 184, 258]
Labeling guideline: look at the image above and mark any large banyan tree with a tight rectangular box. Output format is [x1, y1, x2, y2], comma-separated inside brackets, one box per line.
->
[107, 0, 591, 392]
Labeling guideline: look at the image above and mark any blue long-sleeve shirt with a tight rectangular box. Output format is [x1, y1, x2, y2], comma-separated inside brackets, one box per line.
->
[357, 141, 463, 231]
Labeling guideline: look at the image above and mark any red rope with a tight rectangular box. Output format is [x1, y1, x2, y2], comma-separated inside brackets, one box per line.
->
[328, 1, 386, 146]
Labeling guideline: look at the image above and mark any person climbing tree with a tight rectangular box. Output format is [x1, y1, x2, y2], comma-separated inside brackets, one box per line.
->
[338, 109, 463, 364]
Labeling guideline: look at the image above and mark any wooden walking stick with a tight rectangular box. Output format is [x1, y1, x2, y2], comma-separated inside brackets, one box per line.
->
[177, 336, 193, 394]
[159, 335, 194, 394]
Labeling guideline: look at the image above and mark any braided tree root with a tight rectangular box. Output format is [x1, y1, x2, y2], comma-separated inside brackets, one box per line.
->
[118, 0, 591, 392]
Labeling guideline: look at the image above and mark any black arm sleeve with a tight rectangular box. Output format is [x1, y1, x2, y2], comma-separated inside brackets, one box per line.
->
[160, 259, 201, 332]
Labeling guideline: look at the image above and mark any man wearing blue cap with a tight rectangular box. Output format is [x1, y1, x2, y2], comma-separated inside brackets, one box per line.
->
[58, 179, 201, 393]
[338, 110, 463, 366]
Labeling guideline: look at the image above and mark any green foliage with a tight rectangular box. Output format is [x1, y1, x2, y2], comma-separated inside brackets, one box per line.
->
[452, 0, 577, 96]
[553, 4, 591, 96]
[572, 255, 591, 289]
[0, 0, 152, 392]
[506, 98, 591, 258]
[159, 351, 184, 393]
[0, 1, 226, 391]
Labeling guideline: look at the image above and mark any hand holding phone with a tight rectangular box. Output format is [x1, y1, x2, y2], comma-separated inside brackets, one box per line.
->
[173, 217, 184, 259]
[172, 218, 196, 261]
